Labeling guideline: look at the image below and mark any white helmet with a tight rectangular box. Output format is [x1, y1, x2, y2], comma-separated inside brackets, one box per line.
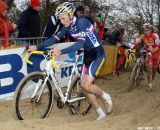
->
[142, 23, 153, 29]
[55, 2, 75, 16]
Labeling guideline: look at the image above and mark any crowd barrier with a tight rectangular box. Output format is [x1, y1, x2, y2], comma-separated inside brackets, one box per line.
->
[98, 44, 117, 76]
[0, 37, 47, 50]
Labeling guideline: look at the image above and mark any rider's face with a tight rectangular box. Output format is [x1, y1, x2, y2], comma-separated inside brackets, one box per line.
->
[58, 14, 71, 27]
[144, 28, 152, 36]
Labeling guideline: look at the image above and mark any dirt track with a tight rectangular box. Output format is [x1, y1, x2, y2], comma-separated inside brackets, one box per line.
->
[0, 72, 160, 130]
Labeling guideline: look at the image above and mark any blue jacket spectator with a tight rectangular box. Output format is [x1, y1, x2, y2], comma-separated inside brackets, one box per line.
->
[18, 0, 41, 45]
[42, 14, 62, 38]
[18, 7, 40, 38]
[74, 6, 85, 18]
[108, 28, 125, 44]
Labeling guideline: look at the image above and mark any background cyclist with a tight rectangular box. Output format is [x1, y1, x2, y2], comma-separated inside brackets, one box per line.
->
[129, 23, 160, 91]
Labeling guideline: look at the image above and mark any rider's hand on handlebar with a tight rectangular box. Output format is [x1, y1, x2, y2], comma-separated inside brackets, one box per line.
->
[147, 52, 152, 58]
[27, 46, 37, 52]
[51, 48, 61, 58]
[22, 46, 37, 56]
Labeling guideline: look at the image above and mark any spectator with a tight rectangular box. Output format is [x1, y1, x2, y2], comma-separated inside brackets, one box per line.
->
[0, 0, 16, 48]
[85, 7, 97, 25]
[109, 28, 126, 76]
[86, 10, 105, 41]
[103, 27, 110, 42]
[95, 14, 105, 41]
[42, 14, 63, 38]
[108, 28, 125, 45]
[74, 5, 84, 17]
[17, 0, 41, 45]
[84, 6, 90, 17]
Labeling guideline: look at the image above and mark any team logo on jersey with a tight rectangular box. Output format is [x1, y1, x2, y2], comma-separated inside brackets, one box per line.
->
[78, 32, 86, 37]
[86, 29, 98, 46]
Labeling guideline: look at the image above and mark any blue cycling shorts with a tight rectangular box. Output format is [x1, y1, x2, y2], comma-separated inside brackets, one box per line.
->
[83, 46, 106, 78]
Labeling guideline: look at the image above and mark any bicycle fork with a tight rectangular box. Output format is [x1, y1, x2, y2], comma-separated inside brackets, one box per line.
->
[31, 60, 52, 102]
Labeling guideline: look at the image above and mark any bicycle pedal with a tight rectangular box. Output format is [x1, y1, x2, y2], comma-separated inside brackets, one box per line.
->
[57, 97, 65, 109]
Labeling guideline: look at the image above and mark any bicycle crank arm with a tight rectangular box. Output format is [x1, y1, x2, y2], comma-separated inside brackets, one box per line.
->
[67, 97, 85, 103]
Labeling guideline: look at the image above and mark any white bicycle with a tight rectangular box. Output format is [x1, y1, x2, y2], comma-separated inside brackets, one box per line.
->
[13, 50, 91, 120]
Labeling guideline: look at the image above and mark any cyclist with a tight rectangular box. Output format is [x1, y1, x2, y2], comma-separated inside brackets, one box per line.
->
[129, 23, 160, 91]
[27, 2, 113, 120]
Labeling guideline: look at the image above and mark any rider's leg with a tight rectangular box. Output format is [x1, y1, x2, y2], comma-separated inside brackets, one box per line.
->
[152, 55, 159, 81]
[82, 88, 106, 120]
[81, 75, 112, 120]
[82, 65, 106, 119]
[146, 63, 153, 90]
[81, 75, 103, 95]
[146, 64, 152, 84]
[82, 76, 112, 105]
[146, 56, 153, 84]
[152, 66, 157, 81]
[81, 65, 101, 110]
[81, 57, 112, 114]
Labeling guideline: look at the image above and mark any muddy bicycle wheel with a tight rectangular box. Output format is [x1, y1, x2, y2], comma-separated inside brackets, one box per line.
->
[13, 72, 54, 120]
[129, 64, 138, 91]
[135, 67, 143, 87]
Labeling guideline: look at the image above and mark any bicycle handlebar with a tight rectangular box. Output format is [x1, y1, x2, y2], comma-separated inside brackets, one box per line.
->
[25, 51, 60, 69]
[51, 57, 60, 69]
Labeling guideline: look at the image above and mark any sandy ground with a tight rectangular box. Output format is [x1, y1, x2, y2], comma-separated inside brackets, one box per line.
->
[0, 72, 160, 130]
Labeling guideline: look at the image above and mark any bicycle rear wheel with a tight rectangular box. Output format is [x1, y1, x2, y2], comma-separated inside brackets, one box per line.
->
[13, 72, 54, 120]
[68, 76, 91, 115]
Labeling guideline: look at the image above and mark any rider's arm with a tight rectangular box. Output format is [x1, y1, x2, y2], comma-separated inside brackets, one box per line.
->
[152, 47, 159, 53]
[61, 39, 85, 54]
[60, 19, 87, 54]
[151, 33, 160, 53]
[37, 27, 68, 50]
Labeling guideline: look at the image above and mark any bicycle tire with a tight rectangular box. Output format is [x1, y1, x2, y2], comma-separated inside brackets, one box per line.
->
[68, 76, 91, 115]
[129, 64, 138, 91]
[13, 72, 54, 120]
[135, 66, 142, 87]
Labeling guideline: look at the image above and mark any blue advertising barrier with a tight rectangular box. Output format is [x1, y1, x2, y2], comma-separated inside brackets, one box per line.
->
[0, 47, 83, 99]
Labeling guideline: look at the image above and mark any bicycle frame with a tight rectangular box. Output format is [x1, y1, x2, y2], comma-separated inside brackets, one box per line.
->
[31, 51, 85, 104]
[135, 51, 146, 67]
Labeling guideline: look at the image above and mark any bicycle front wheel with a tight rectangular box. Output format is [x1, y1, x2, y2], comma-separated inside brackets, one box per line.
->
[135, 66, 143, 87]
[68, 76, 91, 115]
[13, 72, 54, 120]
[129, 64, 138, 91]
